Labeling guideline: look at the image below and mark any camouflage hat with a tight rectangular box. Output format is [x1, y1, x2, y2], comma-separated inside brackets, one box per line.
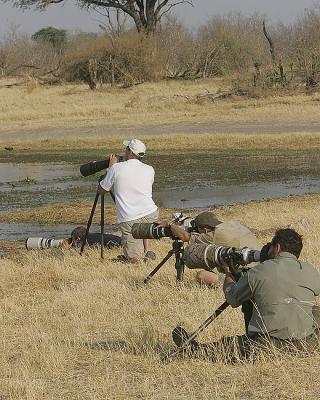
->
[194, 212, 222, 229]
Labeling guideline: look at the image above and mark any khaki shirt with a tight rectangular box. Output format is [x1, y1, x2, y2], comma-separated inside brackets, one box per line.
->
[189, 220, 262, 250]
[225, 252, 320, 340]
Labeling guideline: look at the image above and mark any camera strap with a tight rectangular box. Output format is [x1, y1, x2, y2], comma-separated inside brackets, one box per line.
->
[204, 244, 215, 271]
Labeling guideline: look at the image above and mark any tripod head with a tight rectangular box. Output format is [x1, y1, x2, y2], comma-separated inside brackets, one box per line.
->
[143, 239, 185, 284]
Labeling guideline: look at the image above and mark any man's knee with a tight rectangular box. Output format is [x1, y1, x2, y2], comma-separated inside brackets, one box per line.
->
[196, 270, 219, 288]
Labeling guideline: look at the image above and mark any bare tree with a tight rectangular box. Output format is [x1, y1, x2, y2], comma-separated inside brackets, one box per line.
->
[6, 0, 193, 34]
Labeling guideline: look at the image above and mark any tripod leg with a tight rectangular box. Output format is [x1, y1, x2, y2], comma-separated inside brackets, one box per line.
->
[100, 194, 105, 260]
[175, 254, 185, 282]
[80, 192, 99, 255]
[161, 301, 230, 363]
[173, 242, 184, 282]
[144, 250, 174, 284]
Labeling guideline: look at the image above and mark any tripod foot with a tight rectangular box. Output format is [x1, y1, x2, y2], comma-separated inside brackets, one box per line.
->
[172, 326, 199, 351]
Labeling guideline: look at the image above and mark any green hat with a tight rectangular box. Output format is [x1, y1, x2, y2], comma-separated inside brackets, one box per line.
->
[194, 212, 222, 229]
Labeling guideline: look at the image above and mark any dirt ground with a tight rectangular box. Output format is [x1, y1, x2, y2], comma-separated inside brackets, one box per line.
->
[1, 121, 320, 142]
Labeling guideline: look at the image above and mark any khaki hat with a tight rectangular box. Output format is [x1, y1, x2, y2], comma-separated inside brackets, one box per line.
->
[123, 139, 146, 157]
[194, 212, 222, 229]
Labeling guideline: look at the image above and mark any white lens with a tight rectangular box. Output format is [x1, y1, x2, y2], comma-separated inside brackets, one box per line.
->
[26, 237, 43, 250]
[26, 237, 64, 250]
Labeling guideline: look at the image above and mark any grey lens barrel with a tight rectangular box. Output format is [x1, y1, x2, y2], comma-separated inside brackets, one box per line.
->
[26, 237, 65, 250]
[131, 223, 155, 239]
[183, 244, 222, 270]
[183, 244, 261, 270]
[131, 223, 172, 239]
[241, 248, 261, 264]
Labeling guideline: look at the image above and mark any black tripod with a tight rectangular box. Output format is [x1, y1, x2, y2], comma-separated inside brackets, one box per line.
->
[144, 240, 185, 284]
[80, 176, 114, 259]
[161, 258, 240, 363]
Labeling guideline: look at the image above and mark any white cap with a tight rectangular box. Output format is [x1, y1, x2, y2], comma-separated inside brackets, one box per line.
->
[123, 139, 146, 157]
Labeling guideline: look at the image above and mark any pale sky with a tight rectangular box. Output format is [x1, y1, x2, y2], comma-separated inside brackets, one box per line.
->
[0, 0, 319, 38]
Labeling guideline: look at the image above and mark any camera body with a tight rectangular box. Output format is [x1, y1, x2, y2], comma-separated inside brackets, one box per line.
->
[80, 155, 123, 177]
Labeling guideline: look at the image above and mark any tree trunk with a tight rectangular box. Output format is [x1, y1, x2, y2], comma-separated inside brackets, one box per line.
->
[110, 55, 115, 86]
[262, 21, 276, 64]
[88, 58, 98, 90]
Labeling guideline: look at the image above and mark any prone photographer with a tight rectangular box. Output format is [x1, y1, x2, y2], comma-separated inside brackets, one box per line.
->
[173, 228, 320, 361]
[26, 226, 121, 251]
[158, 211, 262, 287]
[97, 139, 159, 263]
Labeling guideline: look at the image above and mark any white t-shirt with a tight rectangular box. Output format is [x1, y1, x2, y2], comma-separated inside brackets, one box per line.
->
[100, 159, 158, 223]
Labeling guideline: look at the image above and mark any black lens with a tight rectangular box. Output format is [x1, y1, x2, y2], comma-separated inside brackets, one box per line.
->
[80, 156, 124, 177]
[80, 159, 109, 177]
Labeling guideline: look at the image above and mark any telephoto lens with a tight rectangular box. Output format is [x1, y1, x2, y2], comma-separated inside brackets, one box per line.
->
[131, 223, 173, 239]
[80, 159, 108, 177]
[183, 244, 261, 271]
[26, 237, 65, 250]
[241, 247, 261, 264]
[80, 155, 123, 177]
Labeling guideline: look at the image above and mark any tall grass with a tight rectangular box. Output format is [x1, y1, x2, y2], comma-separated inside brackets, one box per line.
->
[1, 195, 320, 399]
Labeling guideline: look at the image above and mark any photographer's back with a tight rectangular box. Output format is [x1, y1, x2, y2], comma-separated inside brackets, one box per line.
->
[100, 159, 157, 223]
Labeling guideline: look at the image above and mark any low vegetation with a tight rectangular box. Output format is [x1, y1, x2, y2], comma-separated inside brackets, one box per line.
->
[1, 81, 320, 133]
[1, 195, 320, 399]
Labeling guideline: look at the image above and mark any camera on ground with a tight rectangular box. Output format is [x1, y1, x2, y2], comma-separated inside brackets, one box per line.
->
[26, 237, 66, 250]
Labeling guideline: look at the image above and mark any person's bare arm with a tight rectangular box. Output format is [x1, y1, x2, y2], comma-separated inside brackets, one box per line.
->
[169, 223, 191, 242]
[97, 154, 118, 194]
[156, 220, 191, 242]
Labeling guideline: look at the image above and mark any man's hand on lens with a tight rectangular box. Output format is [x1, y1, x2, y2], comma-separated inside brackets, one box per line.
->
[155, 220, 173, 228]
[108, 154, 118, 168]
[220, 263, 230, 275]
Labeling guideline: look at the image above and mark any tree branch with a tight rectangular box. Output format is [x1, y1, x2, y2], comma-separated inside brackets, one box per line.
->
[155, 0, 193, 22]
[262, 20, 276, 64]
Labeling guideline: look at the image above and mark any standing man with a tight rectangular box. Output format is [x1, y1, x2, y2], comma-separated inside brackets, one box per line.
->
[97, 139, 159, 263]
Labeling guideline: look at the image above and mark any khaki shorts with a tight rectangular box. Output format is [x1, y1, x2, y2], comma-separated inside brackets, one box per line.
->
[119, 209, 159, 259]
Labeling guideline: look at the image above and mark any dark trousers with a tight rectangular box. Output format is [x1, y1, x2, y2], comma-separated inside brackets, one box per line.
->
[197, 303, 320, 362]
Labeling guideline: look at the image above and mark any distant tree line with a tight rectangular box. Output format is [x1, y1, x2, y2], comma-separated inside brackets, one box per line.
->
[1, 6, 320, 95]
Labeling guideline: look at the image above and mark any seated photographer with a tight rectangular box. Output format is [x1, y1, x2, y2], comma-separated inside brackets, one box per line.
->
[97, 139, 159, 263]
[64, 226, 121, 249]
[159, 211, 262, 287]
[173, 228, 320, 361]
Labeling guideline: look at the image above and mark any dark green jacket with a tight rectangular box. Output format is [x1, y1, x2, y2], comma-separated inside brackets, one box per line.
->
[225, 252, 320, 339]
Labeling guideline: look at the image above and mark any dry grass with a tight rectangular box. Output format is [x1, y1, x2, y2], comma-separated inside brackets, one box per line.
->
[1, 194, 320, 243]
[1, 195, 320, 399]
[1, 79, 320, 133]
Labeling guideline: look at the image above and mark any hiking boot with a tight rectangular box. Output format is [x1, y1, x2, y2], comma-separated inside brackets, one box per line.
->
[112, 255, 146, 264]
[172, 326, 199, 352]
[144, 251, 156, 262]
